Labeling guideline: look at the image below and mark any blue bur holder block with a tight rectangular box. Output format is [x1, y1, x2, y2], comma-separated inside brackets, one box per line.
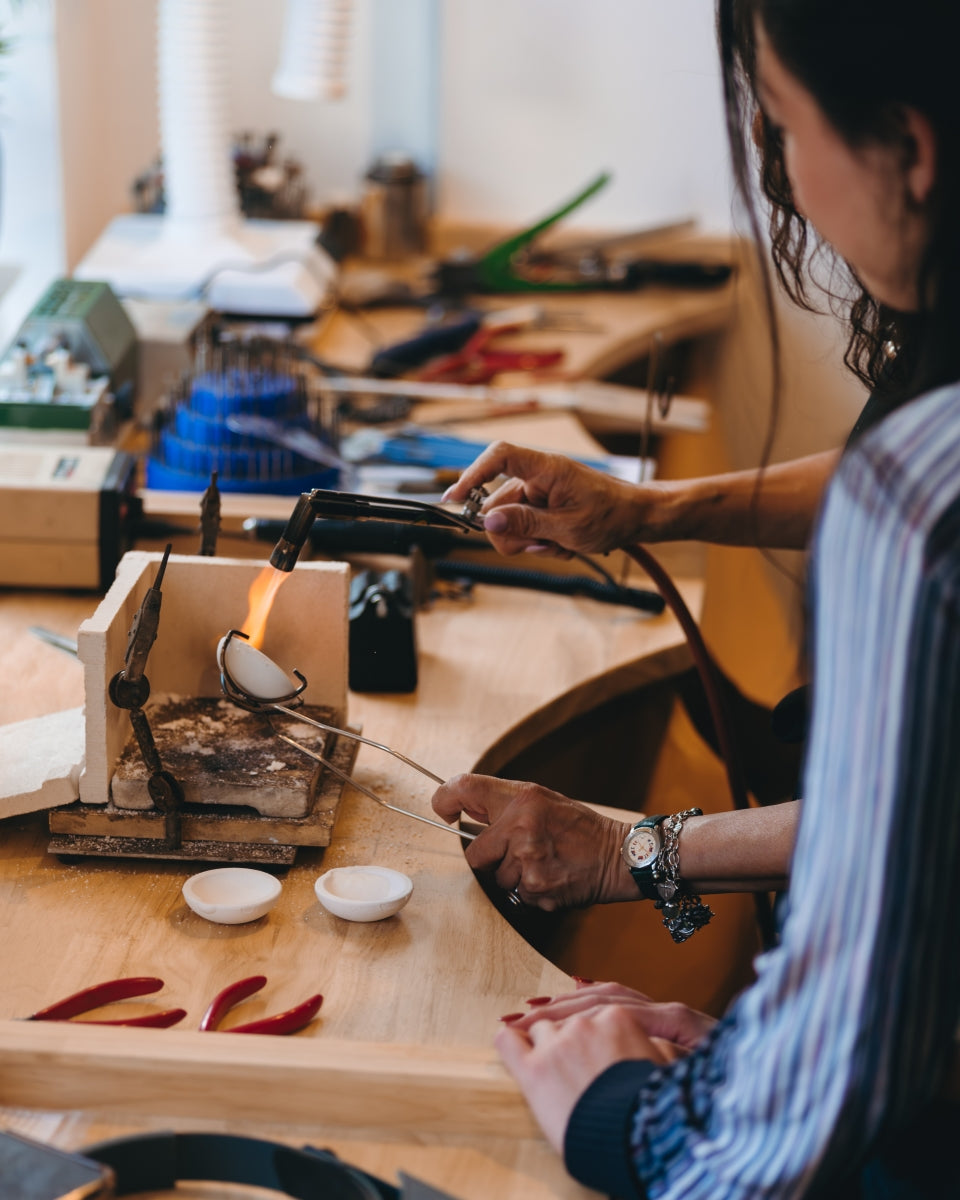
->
[147, 368, 340, 494]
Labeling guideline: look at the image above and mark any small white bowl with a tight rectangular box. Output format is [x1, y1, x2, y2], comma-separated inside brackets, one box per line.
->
[217, 634, 299, 702]
[314, 866, 413, 923]
[182, 867, 282, 925]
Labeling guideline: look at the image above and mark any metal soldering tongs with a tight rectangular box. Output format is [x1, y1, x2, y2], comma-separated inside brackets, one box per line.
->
[217, 630, 476, 841]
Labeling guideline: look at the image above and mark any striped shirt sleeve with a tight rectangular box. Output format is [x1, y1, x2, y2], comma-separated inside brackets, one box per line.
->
[567, 386, 960, 1198]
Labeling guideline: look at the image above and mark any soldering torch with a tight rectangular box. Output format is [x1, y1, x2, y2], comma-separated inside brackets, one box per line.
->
[266, 487, 667, 614]
[268, 488, 488, 572]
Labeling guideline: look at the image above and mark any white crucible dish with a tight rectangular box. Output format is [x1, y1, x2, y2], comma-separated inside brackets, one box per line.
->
[182, 867, 282, 925]
[217, 634, 299, 702]
[314, 865, 413, 922]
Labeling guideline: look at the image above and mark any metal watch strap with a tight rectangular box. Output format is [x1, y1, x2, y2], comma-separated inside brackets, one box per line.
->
[651, 808, 713, 943]
[623, 814, 665, 900]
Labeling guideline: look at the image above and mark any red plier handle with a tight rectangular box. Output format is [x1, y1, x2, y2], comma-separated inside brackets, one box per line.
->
[417, 323, 564, 384]
[27, 976, 186, 1028]
[27, 975, 322, 1035]
[199, 975, 323, 1035]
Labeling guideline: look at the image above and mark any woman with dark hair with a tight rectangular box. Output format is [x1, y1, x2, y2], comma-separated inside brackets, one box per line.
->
[432, 1, 960, 1194]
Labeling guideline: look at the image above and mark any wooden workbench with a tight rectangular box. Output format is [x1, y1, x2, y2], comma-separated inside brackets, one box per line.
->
[0, 254, 743, 1197]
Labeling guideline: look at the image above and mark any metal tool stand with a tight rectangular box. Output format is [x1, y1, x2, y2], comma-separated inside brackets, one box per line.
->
[107, 545, 184, 851]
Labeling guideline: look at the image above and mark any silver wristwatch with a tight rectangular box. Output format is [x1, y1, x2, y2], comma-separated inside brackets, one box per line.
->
[620, 815, 666, 900]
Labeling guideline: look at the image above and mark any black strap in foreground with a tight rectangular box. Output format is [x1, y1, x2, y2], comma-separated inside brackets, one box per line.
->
[83, 1131, 453, 1199]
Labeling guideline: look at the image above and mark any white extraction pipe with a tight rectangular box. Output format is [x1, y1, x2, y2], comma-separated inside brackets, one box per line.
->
[273, 0, 353, 102]
[157, 0, 239, 235]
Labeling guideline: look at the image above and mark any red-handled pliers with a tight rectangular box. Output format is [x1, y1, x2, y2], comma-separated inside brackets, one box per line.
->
[27, 977, 187, 1028]
[417, 322, 564, 385]
[199, 975, 323, 1035]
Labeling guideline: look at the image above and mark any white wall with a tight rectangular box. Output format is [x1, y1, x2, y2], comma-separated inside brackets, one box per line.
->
[437, 0, 734, 233]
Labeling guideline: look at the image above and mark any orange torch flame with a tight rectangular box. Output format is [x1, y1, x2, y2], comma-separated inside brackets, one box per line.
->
[242, 565, 289, 649]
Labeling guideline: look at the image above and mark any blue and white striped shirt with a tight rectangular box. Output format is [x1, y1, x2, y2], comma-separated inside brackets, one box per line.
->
[566, 384, 960, 1197]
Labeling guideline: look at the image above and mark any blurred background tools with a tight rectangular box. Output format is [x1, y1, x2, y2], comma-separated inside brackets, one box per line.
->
[349, 567, 418, 692]
[361, 152, 429, 261]
[431, 173, 733, 299]
[414, 321, 563, 385]
[146, 330, 341, 494]
[0, 278, 137, 439]
[365, 303, 590, 380]
[133, 130, 311, 223]
[331, 173, 734, 310]
[324, 376, 710, 439]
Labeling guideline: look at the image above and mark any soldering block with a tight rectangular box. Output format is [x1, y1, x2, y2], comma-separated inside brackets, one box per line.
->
[110, 696, 334, 818]
[0, 707, 85, 820]
[76, 553, 349, 808]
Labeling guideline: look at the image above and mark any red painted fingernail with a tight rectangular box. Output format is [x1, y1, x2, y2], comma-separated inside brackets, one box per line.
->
[572, 976, 594, 986]
[499, 1012, 524, 1023]
[525, 996, 552, 1006]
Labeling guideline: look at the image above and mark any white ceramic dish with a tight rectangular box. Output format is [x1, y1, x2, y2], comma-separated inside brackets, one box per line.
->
[217, 633, 299, 701]
[314, 866, 413, 923]
[182, 867, 282, 925]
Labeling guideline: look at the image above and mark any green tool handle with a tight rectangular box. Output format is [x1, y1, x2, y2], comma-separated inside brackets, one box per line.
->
[477, 171, 611, 292]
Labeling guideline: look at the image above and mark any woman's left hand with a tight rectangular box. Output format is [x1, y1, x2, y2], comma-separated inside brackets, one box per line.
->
[505, 981, 717, 1051]
[496, 1003, 673, 1155]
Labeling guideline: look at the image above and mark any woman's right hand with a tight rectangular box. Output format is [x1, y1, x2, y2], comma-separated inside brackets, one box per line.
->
[432, 773, 635, 911]
[442, 440, 656, 557]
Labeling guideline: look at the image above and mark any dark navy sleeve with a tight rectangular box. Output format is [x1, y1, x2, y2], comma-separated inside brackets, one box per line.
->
[564, 1060, 656, 1198]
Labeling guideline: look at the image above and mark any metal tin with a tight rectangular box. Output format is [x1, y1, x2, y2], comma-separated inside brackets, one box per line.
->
[361, 152, 428, 260]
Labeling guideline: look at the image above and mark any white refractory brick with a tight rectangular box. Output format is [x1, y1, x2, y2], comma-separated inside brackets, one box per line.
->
[0, 707, 85, 819]
[110, 695, 334, 818]
[77, 552, 349, 808]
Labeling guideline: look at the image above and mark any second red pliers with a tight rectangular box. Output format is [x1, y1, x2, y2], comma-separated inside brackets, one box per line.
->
[198, 975, 323, 1035]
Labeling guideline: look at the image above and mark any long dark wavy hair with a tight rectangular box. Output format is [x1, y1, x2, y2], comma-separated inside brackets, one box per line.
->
[717, 0, 960, 415]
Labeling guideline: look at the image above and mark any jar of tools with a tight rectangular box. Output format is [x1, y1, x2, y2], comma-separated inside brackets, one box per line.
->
[360, 152, 429, 260]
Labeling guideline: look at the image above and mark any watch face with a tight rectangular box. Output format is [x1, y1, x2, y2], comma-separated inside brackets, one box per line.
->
[623, 826, 659, 870]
